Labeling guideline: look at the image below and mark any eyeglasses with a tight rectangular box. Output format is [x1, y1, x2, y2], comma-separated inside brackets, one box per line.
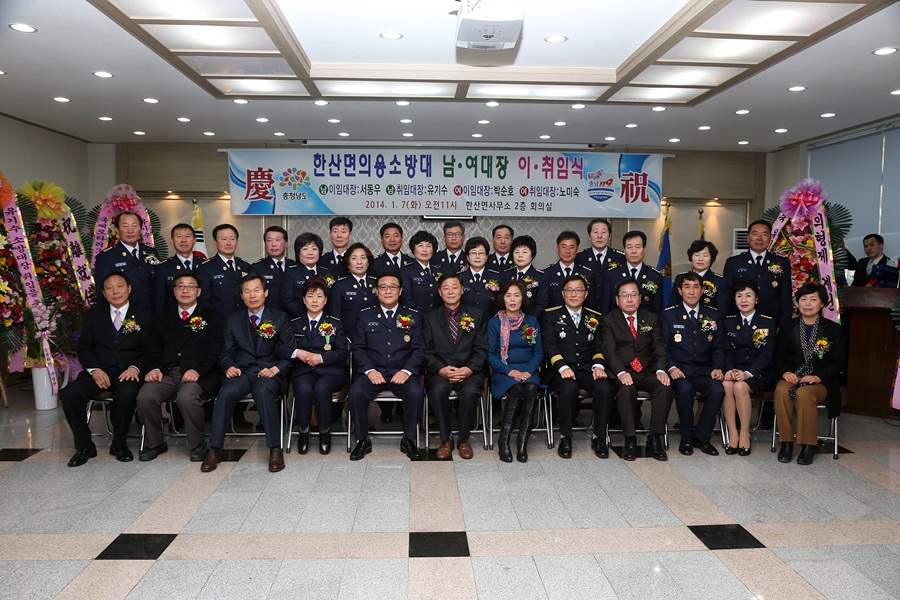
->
[444, 232, 463, 237]
[376, 284, 400, 290]
[618, 292, 640, 299]
[562, 288, 586, 294]
[175, 284, 199, 290]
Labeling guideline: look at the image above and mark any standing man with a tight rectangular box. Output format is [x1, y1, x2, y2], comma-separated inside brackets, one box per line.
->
[576, 218, 625, 312]
[197, 224, 252, 318]
[155, 223, 201, 314]
[137, 272, 223, 462]
[348, 272, 425, 461]
[723, 219, 792, 324]
[660, 273, 725, 456]
[423, 273, 488, 460]
[852, 233, 895, 287]
[94, 211, 158, 311]
[318, 216, 353, 277]
[431, 220, 468, 274]
[542, 275, 612, 459]
[251, 225, 295, 312]
[486, 224, 515, 273]
[61, 273, 153, 466]
[200, 274, 293, 473]
[544, 231, 593, 309]
[604, 231, 664, 316]
[599, 278, 673, 461]
[372, 222, 414, 278]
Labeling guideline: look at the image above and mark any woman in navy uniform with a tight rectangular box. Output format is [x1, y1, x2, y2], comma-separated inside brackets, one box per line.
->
[329, 243, 378, 335]
[278, 276, 349, 455]
[722, 279, 777, 455]
[669, 240, 728, 313]
[460, 236, 502, 316]
[488, 280, 545, 463]
[400, 230, 442, 315]
[282, 232, 333, 318]
[500, 235, 549, 321]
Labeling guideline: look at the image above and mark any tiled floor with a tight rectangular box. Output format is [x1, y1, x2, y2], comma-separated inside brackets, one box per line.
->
[1, 380, 899, 599]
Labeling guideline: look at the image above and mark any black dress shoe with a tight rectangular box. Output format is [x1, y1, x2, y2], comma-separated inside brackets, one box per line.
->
[692, 439, 719, 456]
[350, 439, 372, 461]
[738, 446, 751, 457]
[778, 441, 794, 463]
[298, 431, 310, 455]
[592, 437, 609, 459]
[110, 442, 134, 462]
[622, 437, 637, 461]
[678, 441, 694, 456]
[400, 438, 422, 460]
[647, 435, 668, 461]
[319, 431, 332, 455]
[724, 445, 738, 455]
[557, 436, 572, 459]
[67, 443, 97, 467]
[796, 444, 816, 465]
[139, 441, 168, 462]
[189, 442, 208, 462]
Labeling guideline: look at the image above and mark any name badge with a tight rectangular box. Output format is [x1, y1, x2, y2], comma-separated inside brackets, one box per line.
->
[673, 324, 685, 329]
[114, 262, 127, 268]
[346, 291, 357, 297]
[213, 274, 225, 280]
[367, 321, 381, 327]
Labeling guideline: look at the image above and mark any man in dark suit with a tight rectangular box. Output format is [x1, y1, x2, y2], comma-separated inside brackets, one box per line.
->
[852, 233, 892, 287]
[251, 225, 295, 312]
[423, 273, 488, 460]
[61, 272, 153, 467]
[94, 211, 158, 311]
[575, 218, 625, 312]
[197, 224, 252, 318]
[660, 273, 726, 456]
[603, 230, 664, 316]
[348, 271, 425, 461]
[200, 274, 293, 473]
[372, 222, 414, 277]
[486, 224, 515, 273]
[542, 275, 612, 459]
[155, 223, 203, 314]
[317, 216, 352, 278]
[599, 278, 673, 461]
[431, 220, 468, 274]
[723, 219, 792, 324]
[544, 231, 593, 309]
[137, 272, 223, 462]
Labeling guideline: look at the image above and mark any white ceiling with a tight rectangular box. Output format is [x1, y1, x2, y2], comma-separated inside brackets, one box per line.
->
[0, 0, 898, 152]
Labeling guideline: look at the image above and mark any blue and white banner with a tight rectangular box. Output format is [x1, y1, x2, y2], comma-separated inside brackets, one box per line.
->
[226, 148, 662, 218]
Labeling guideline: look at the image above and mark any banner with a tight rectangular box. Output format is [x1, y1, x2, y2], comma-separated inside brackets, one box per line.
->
[227, 149, 663, 218]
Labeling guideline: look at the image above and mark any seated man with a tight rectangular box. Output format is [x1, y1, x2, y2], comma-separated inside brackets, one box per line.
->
[542, 275, 612, 459]
[348, 271, 425, 460]
[137, 272, 223, 462]
[599, 278, 673, 461]
[61, 273, 153, 467]
[200, 274, 293, 473]
[660, 273, 726, 456]
[423, 273, 487, 460]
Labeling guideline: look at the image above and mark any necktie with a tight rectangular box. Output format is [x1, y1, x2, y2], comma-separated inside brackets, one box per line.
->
[743, 318, 750, 327]
[474, 273, 481, 283]
[276, 260, 283, 271]
[393, 256, 400, 268]
[113, 309, 122, 331]
[631, 267, 638, 280]
[424, 267, 431, 278]
[564, 267, 572, 278]
[626, 316, 642, 372]
[573, 311, 580, 329]
[250, 314, 258, 328]
[755, 255, 763, 268]
[227, 259, 235, 273]
[449, 311, 459, 343]
[336, 254, 343, 264]
[181, 310, 189, 321]
[689, 309, 697, 322]
[358, 277, 367, 291]
[597, 252, 604, 267]
[184, 259, 191, 270]
[498, 257, 505, 269]
[518, 272, 524, 281]
[386, 309, 394, 322]
[627, 315, 637, 339]
[310, 319, 318, 332]
[132, 248, 139, 259]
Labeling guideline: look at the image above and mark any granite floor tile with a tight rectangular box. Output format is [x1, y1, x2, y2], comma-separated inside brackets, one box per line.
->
[471, 556, 549, 600]
[268, 558, 344, 599]
[458, 489, 520, 531]
[775, 545, 900, 595]
[239, 492, 309, 533]
[715, 548, 825, 600]
[125, 559, 219, 600]
[410, 461, 465, 532]
[55, 559, 154, 600]
[0, 560, 90, 600]
[336, 558, 408, 600]
[0, 534, 116, 560]
[197, 559, 282, 600]
[629, 460, 735, 526]
[777, 554, 896, 599]
[353, 491, 409, 532]
[182, 492, 262, 534]
[594, 553, 687, 600]
[510, 491, 575, 530]
[657, 550, 755, 599]
[297, 492, 361, 533]
[408, 557, 477, 599]
[160, 532, 408, 560]
[533, 554, 617, 599]
[311, 462, 368, 493]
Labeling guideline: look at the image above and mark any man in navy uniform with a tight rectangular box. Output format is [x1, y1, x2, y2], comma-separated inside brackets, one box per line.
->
[576, 218, 625, 312]
[542, 275, 612, 459]
[460, 236, 502, 316]
[603, 230, 664, 315]
[348, 271, 425, 461]
[372, 222, 414, 278]
[486, 224, 515, 273]
[94, 211, 158, 311]
[661, 272, 726, 456]
[431, 220, 468, 274]
[318, 216, 353, 278]
[544, 230, 592, 309]
[155, 223, 201, 314]
[197, 224, 252, 318]
[723, 219, 792, 324]
[251, 225, 295, 312]
[201, 274, 293, 473]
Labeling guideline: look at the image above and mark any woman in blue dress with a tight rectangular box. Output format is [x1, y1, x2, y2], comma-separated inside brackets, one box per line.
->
[488, 279, 544, 463]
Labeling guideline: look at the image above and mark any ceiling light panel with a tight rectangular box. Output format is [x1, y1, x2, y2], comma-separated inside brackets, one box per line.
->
[608, 87, 705, 103]
[208, 78, 309, 96]
[109, 0, 256, 21]
[316, 81, 456, 98]
[141, 24, 276, 52]
[659, 37, 795, 64]
[631, 65, 746, 87]
[696, 1, 864, 37]
[180, 56, 295, 77]
[468, 84, 606, 101]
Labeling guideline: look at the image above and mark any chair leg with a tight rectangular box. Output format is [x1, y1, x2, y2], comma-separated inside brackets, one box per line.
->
[719, 410, 729, 447]
[832, 417, 839, 459]
[139, 425, 146, 452]
[770, 413, 778, 452]
[545, 391, 554, 449]
[285, 396, 295, 454]
[424, 393, 430, 451]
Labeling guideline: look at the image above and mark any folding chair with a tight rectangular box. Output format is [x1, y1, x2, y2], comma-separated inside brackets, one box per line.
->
[138, 392, 213, 452]
[86, 391, 115, 436]
[486, 385, 553, 451]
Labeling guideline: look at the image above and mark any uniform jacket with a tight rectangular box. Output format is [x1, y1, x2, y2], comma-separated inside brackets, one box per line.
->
[94, 241, 158, 311]
[501, 265, 550, 320]
[660, 305, 726, 376]
[197, 255, 252, 317]
[541, 305, 606, 375]
[668, 270, 728, 314]
[372, 252, 414, 278]
[542, 262, 593, 310]
[276, 313, 349, 379]
[575, 247, 625, 313]
[154, 253, 202, 315]
[723, 312, 777, 377]
[351, 305, 424, 378]
[400, 262, 442, 316]
[604, 263, 665, 315]
[318, 250, 349, 278]
[430, 248, 468, 274]
[723, 250, 792, 324]
[251, 256, 296, 312]
[280, 264, 333, 318]
[460, 268, 503, 317]
[328, 274, 378, 334]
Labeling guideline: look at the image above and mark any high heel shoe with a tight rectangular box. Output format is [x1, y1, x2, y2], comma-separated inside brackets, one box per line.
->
[738, 446, 751, 456]
[724, 445, 738, 455]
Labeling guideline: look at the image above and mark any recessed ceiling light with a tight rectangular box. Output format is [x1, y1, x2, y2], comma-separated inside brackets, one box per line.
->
[143, 98, 159, 104]
[651, 106, 666, 112]
[873, 47, 897, 56]
[203, 131, 215, 136]
[98, 116, 112, 121]
[735, 109, 750, 115]
[327, 118, 341, 124]
[604, 136, 616, 141]
[53, 97, 70, 103]
[379, 31, 403, 40]
[471, 133, 483, 138]
[402, 132, 414, 137]
[788, 86, 806, 92]
[625, 123, 638, 128]
[891, 89, 900, 96]
[820, 112, 836, 118]
[698, 125, 711, 131]
[338, 132, 350, 137]
[775, 128, 788, 133]
[554, 121, 566, 126]
[9, 23, 36, 33]
[668, 138, 680, 143]
[738, 140, 749, 145]
[274, 132, 285, 136]
[133, 131, 145, 136]
[539, 135, 550, 140]
[314, 100, 329, 106]
[256, 117, 269, 123]
[400, 118, 413, 124]
[485, 101, 500, 107]
[544, 34, 569, 44]
[0, 70, 5, 75]
[93, 71, 113, 78]
[177, 117, 191, 122]
[396, 100, 410, 106]
[477, 119, 490, 125]
[233, 99, 248, 104]
[571, 104, 585, 110]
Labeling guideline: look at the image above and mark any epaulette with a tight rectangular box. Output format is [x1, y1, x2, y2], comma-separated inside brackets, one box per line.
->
[711, 271, 723, 277]
[545, 305, 563, 312]
[759, 314, 773, 320]
[725, 315, 739, 319]
[404, 307, 420, 315]
[285, 263, 299, 269]
[100, 245, 117, 253]
[532, 266, 546, 274]
[329, 316, 342, 321]
[290, 316, 305, 322]
[360, 306, 377, 313]
[201, 257, 214, 264]
[542, 263, 558, 273]
[335, 275, 350, 282]
[252, 257, 266, 264]
[584, 307, 601, 316]
[663, 305, 678, 311]
[645, 265, 661, 274]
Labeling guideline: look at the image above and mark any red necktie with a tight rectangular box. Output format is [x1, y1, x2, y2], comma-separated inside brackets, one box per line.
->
[181, 310, 189, 321]
[250, 315, 259, 328]
[627, 315, 643, 373]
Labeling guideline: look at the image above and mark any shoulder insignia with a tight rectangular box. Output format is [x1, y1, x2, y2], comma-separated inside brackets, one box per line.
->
[663, 305, 678, 311]
[253, 258, 266, 264]
[759, 314, 773, 320]
[100, 245, 116, 253]
[542, 264, 557, 273]
[290, 316, 305, 322]
[646, 265, 661, 274]
[201, 257, 214, 264]
[336, 275, 349, 282]
[545, 305, 563, 312]
[711, 271, 723, 277]
[584, 307, 601, 316]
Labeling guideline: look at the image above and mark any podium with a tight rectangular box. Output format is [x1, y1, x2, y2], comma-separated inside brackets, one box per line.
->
[843, 287, 900, 418]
